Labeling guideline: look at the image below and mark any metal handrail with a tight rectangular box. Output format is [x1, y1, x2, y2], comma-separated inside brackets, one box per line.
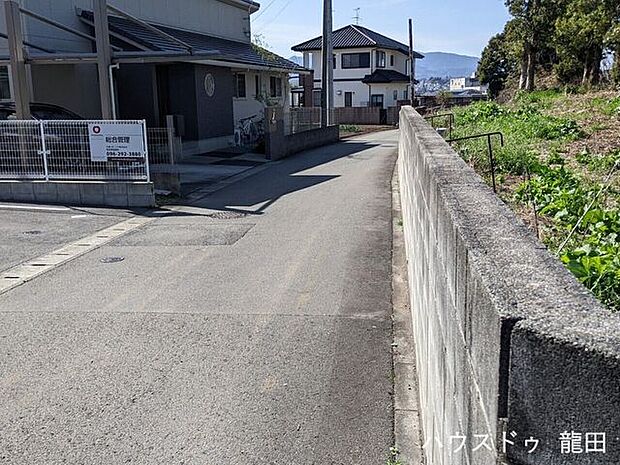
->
[447, 132, 504, 193]
[425, 113, 455, 140]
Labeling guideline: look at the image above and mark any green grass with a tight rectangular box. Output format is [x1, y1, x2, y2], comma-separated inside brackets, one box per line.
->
[452, 99, 583, 177]
[592, 96, 620, 117]
[386, 446, 403, 465]
[448, 91, 620, 312]
[340, 124, 362, 133]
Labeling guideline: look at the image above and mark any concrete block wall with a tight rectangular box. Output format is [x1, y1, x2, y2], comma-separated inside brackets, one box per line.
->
[0, 181, 156, 208]
[398, 106, 620, 465]
[335, 107, 382, 125]
[266, 108, 340, 161]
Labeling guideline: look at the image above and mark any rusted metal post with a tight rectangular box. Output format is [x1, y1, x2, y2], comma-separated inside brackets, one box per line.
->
[487, 134, 497, 193]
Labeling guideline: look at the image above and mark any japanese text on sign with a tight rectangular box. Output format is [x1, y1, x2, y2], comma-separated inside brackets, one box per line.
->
[88, 123, 146, 162]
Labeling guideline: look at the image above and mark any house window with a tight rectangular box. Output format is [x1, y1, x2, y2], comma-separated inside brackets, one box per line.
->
[270, 76, 283, 98]
[0, 66, 11, 101]
[255, 75, 260, 97]
[344, 92, 353, 107]
[393, 90, 398, 101]
[370, 94, 384, 108]
[313, 89, 322, 107]
[376, 51, 386, 68]
[234, 73, 246, 98]
[341, 52, 370, 69]
[390, 55, 394, 67]
[404, 89, 409, 101]
[333, 54, 337, 69]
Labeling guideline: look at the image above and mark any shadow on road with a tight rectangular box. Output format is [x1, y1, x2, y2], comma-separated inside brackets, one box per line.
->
[160, 140, 381, 216]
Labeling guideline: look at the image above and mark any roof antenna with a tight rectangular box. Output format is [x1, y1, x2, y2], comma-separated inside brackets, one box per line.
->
[353, 8, 361, 25]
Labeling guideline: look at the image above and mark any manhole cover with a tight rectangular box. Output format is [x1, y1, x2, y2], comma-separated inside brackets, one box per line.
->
[100, 256, 125, 264]
[208, 211, 248, 220]
[23, 230, 43, 235]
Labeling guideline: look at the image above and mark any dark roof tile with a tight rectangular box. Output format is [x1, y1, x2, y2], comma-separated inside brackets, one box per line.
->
[80, 10, 306, 72]
[361, 69, 413, 84]
[292, 25, 424, 59]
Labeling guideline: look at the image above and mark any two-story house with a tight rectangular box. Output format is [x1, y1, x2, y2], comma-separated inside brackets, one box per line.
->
[0, 0, 307, 153]
[292, 25, 423, 109]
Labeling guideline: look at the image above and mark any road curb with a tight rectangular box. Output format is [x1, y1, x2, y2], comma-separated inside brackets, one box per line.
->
[392, 163, 425, 464]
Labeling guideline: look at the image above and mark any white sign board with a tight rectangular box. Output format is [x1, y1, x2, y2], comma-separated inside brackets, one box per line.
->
[88, 123, 146, 162]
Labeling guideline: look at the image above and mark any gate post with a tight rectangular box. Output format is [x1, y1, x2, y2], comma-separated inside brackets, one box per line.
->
[141, 120, 151, 183]
[38, 122, 50, 181]
[166, 115, 176, 165]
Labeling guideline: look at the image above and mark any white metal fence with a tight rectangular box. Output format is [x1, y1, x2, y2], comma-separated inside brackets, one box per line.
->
[0, 120, 153, 181]
[146, 127, 182, 165]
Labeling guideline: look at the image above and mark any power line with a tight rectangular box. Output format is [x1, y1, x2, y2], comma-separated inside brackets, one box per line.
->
[252, 0, 280, 21]
[254, 0, 295, 34]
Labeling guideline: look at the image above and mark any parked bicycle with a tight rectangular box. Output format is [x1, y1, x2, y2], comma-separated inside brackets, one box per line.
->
[234, 114, 264, 147]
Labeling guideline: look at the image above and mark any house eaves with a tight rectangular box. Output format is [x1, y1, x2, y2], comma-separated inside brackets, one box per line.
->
[220, 0, 260, 13]
[78, 10, 308, 73]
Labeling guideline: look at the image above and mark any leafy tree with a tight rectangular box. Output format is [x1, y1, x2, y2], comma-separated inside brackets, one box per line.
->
[605, 14, 620, 84]
[554, 0, 617, 86]
[504, 0, 563, 91]
[478, 32, 516, 97]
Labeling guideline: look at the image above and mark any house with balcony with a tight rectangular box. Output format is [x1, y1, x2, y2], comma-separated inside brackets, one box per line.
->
[0, 0, 307, 153]
[291, 25, 423, 109]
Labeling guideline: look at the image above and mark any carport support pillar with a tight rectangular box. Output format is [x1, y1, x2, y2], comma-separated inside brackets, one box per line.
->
[5, 0, 31, 120]
[93, 0, 114, 119]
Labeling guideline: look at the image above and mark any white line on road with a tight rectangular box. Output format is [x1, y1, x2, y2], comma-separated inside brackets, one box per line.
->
[0, 216, 154, 295]
[0, 204, 70, 212]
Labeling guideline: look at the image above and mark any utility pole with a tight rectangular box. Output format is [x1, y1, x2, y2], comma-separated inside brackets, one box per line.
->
[321, 0, 333, 127]
[353, 8, 361, 25]
[408, 18, 415, 107]
[93, 0, 114, 119]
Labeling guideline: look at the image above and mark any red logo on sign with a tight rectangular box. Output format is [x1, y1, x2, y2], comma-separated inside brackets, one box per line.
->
[93, 126, 101, 134]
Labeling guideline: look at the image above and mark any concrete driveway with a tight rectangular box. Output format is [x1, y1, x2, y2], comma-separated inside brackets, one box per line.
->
[0, 130, 399, 464]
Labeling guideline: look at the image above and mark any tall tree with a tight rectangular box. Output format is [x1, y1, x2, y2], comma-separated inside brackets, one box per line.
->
[477, 31, 517, 97]
[555, 0, 618, 86]
[505, 0, 563, 90]
[605, 11, 620, 84]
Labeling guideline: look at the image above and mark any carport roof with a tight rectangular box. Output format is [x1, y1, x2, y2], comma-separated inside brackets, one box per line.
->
[79, 10, 307, 73]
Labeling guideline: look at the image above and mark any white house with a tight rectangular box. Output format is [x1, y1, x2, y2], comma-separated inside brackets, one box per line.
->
[449, 76, 488, 93]
[291, 25, 423, 109]
[0, 0, 307, 153]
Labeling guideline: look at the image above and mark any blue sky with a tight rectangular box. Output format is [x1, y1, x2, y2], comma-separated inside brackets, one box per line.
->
[251, 0, 511, 59]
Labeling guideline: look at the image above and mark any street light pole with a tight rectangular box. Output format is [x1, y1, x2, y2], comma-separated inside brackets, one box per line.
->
[321, 0, 333, 127]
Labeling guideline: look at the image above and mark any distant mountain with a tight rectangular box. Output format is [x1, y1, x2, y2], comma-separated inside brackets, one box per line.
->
[416, 52, 480, 79]
[288, 55, 303, 66]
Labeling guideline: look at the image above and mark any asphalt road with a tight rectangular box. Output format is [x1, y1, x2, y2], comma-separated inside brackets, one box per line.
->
[0, 205, 137, 273]
[0, 130, 399, 464]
